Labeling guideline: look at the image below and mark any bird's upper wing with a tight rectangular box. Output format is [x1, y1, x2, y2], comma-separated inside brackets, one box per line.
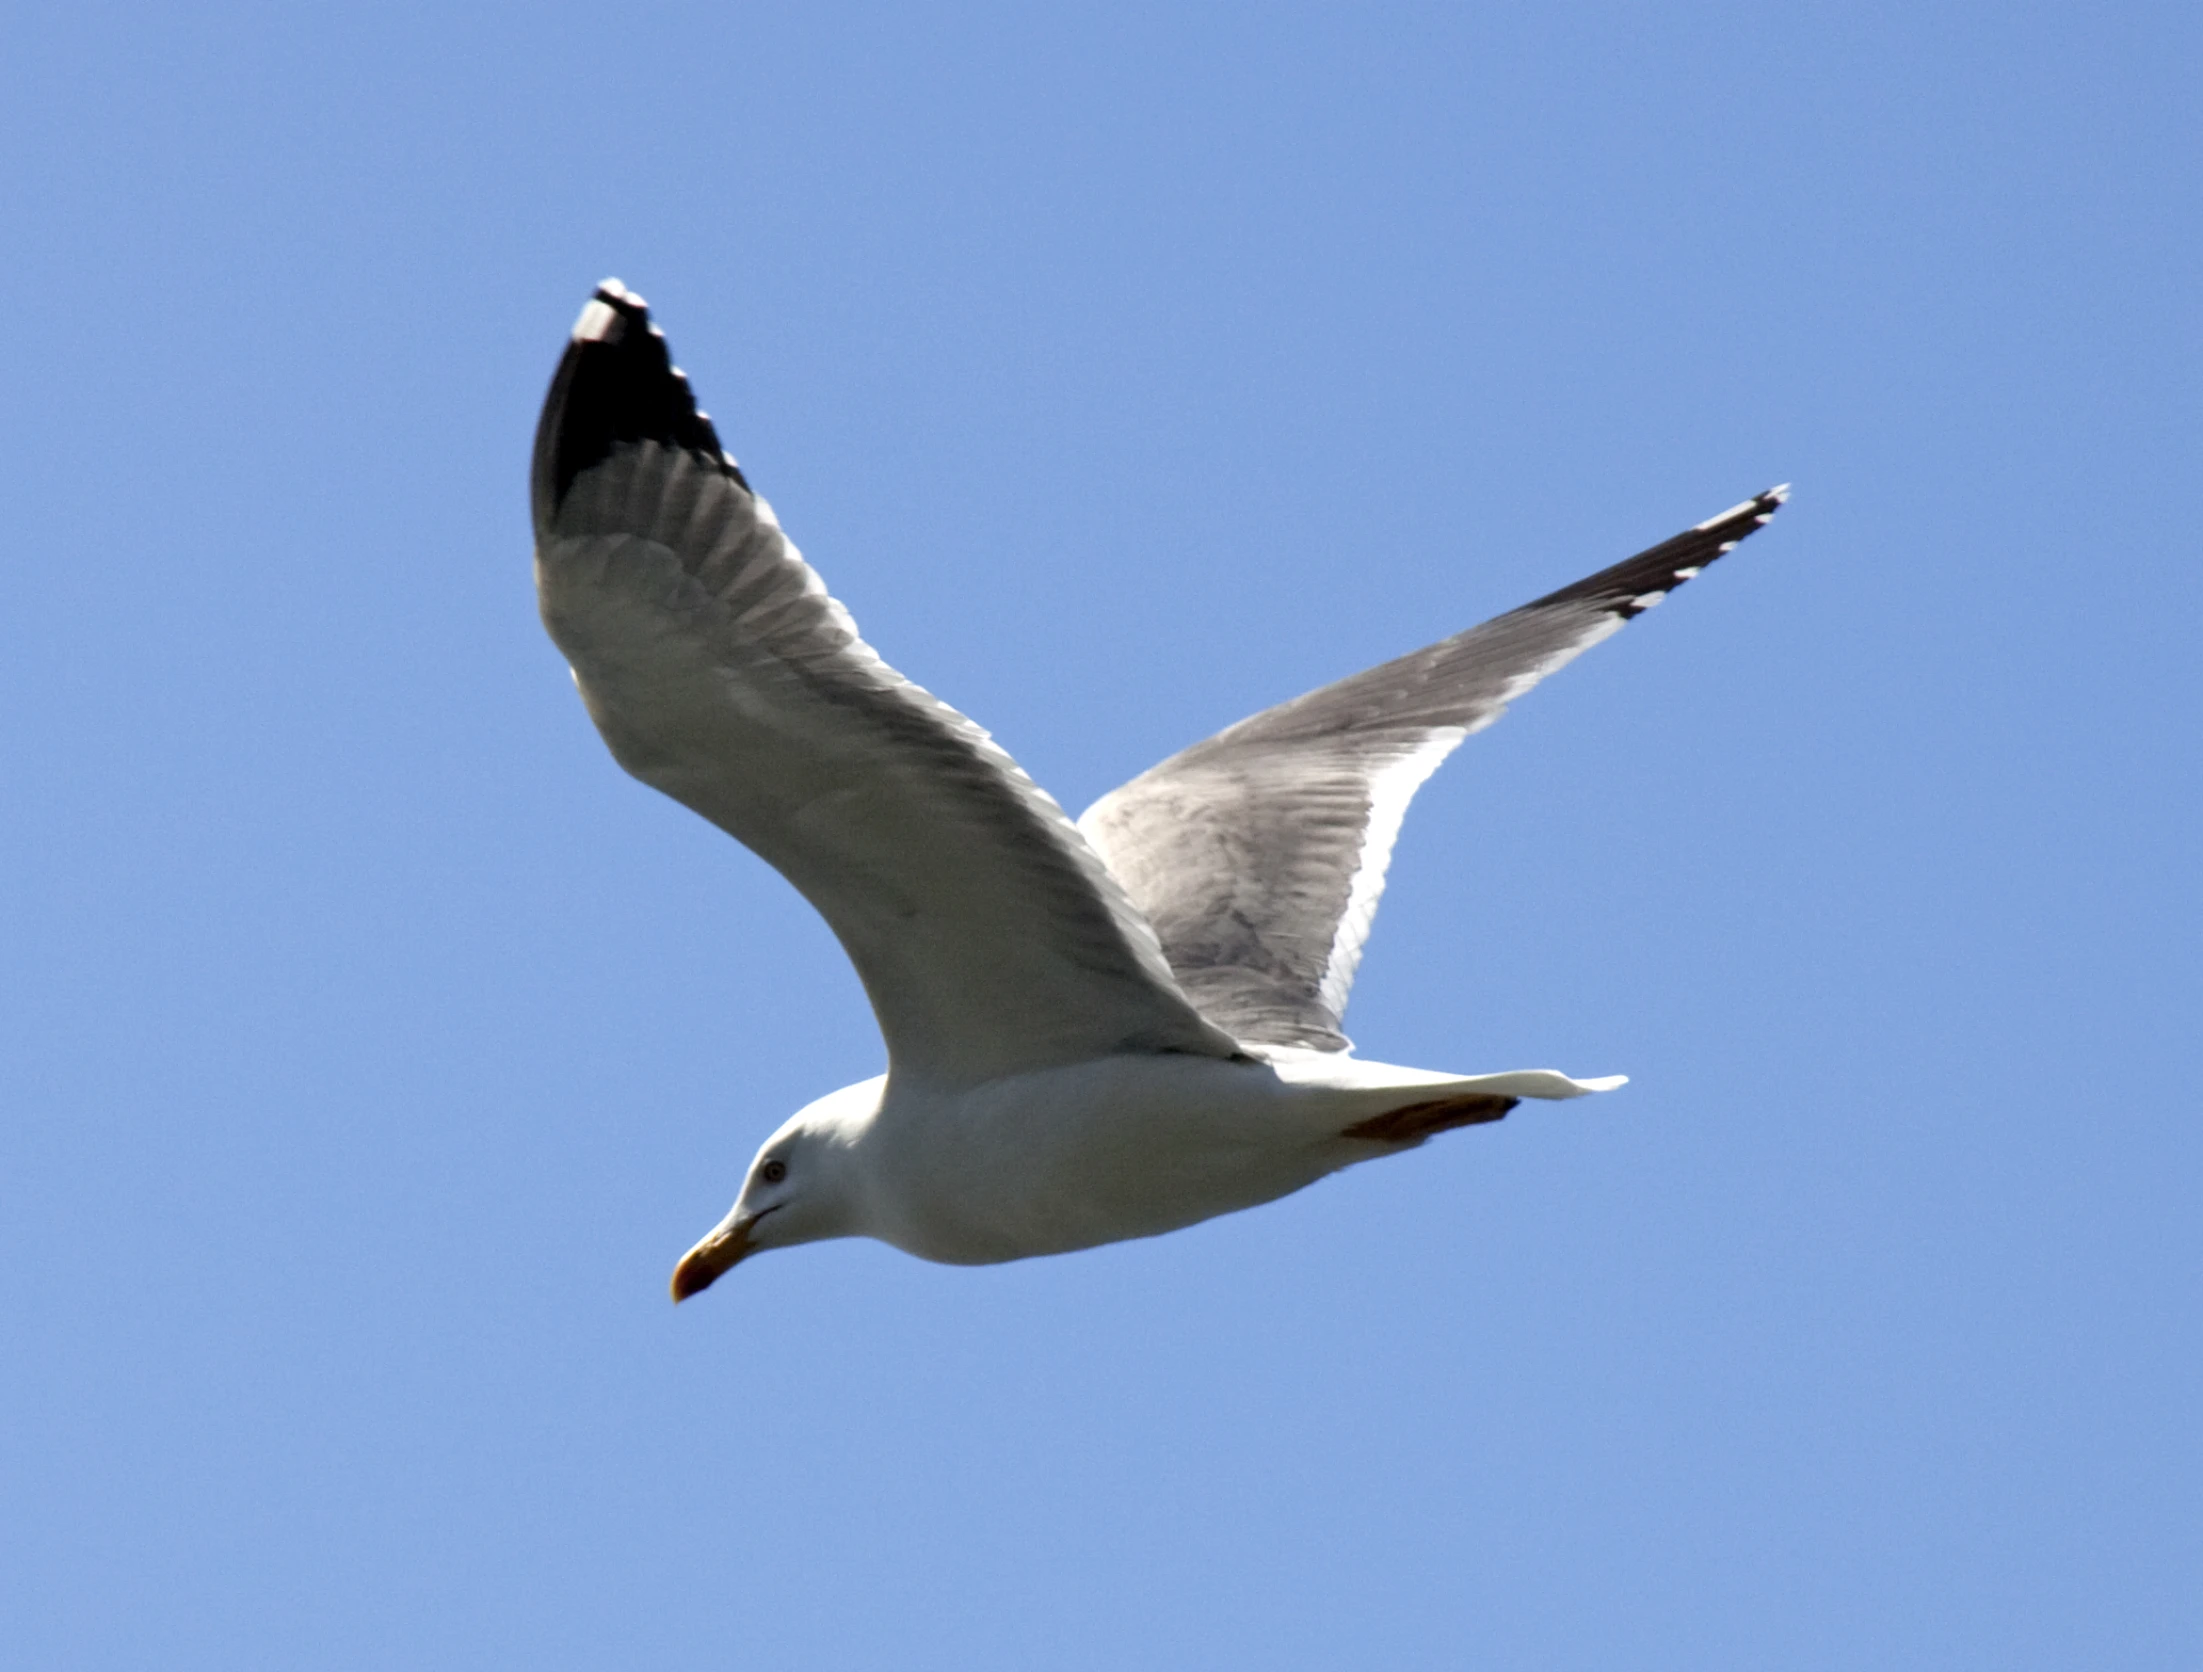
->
[532, 282, 1241, 1089]
[1077, 489, 1788, 1052]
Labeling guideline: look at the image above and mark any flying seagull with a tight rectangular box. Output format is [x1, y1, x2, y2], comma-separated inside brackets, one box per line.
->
[530, 280, 1786, 1300]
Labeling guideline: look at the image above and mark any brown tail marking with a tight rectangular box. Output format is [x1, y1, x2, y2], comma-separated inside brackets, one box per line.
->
[1340, 1093, 1519, 1146]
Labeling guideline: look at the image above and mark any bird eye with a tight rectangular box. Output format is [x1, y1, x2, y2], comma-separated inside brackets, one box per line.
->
[761, 1159, 787, 1184]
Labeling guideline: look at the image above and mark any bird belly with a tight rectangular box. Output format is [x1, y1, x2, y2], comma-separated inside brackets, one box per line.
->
[862, 1054, 1399, 1264]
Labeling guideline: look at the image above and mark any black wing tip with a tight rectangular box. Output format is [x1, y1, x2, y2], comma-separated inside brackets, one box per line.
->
[1553, 481, 1792, 620]
[1520, 482, 1791, 619]
[532, 279, 748, 526]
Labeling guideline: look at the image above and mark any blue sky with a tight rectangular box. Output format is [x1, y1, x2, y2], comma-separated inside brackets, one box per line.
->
[4, 2, 2197, 1665]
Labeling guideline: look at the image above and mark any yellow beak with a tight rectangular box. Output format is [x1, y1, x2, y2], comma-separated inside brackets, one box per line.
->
[669, 1215, 759, 1303]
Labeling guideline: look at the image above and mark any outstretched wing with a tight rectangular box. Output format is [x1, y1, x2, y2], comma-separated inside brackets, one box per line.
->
[1077, 489, 1789, 1052]
[533, 281, 1241, 1089]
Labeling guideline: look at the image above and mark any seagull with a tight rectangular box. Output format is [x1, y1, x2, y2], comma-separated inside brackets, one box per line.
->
[530, 280, 1787, 1300]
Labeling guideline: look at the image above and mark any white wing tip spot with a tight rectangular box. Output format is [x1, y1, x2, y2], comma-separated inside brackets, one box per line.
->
[574, 278, 648, 340]
[1630, 591, 1668, 610]
[573, 298, 621, 342]
[1673, 565, 1702, 580]
[1694, 483, 1793, 532]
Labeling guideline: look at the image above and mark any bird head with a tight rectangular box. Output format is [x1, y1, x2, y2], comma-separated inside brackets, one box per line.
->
[669, 1076, 882, 1301]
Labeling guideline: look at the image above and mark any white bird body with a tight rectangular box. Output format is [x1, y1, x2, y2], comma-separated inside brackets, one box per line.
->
[526, 280, 1785, 1297]
[788, 1055, 1618, 1267]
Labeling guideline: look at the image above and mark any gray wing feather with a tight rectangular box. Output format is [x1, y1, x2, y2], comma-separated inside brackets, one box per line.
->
[1079, 489, 1788, 1052]
[533, 283, 1241, 1089]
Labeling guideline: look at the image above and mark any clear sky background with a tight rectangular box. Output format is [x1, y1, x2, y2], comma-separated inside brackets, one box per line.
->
[4, 2, 2197, 1666]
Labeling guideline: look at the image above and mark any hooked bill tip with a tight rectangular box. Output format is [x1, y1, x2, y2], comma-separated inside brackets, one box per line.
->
[669, 1248, 718, 1304]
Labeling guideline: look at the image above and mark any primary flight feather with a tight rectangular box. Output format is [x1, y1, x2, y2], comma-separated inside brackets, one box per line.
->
[530, 280, 1786, 1298]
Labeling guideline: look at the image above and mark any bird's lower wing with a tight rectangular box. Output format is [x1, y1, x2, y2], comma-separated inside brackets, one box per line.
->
[534, 283, 1240, 1089]
[1078, 489, 1789, 1052]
